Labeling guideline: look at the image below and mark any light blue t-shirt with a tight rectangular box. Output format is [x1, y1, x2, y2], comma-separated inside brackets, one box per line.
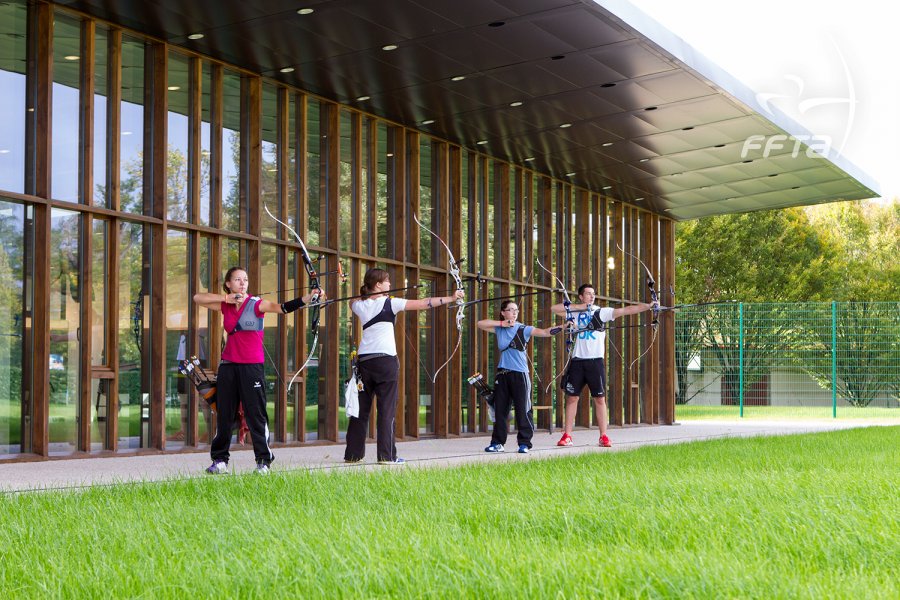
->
[495, 324, 534, 373]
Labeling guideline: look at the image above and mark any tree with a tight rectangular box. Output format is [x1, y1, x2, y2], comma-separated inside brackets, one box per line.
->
[674, 208, 838, 404]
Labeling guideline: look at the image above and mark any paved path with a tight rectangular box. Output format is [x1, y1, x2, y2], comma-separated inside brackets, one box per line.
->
[0, 420, 892, 493]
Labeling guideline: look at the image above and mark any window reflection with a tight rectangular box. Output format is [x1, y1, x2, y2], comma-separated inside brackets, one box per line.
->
[0, 201, 26, 456]
[119, 37, 145, 214]
[48, 209, 80, 454]
[166, 229, 188, 446]
[166, 52, 190, 222]
[51, 13, 81, 202]
[260, 84, 278, 238]
[117, 221, 149, 450]
[221, 70, 242, 231]
[0, 1, 26, 194]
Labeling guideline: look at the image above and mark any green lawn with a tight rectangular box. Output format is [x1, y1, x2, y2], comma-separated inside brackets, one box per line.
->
[676, 404, 900, 420]
[1, 427, 897, 598]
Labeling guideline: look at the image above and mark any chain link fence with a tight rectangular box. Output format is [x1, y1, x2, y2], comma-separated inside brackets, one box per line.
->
[675, 302, 900, 418]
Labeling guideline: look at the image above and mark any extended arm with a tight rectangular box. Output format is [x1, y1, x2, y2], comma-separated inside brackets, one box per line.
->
[405, 289, 464, 311]
[611, 302, 655, 319]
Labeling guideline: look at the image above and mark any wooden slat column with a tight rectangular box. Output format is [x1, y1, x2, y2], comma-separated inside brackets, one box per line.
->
[322, 101, 340, 441]
[448, 145, 463, 436]
[147, 41, 168, 450]
[660, 217, 676, 424]
[607, 200, 623, 426]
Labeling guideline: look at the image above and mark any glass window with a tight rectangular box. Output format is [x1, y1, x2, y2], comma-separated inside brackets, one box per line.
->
[0, 201, 27, 456]
[196, 234, 213, 444]
[221, 69, 241, 231]
[260, 83, 278, 238]
[165, 229, 188, 446]
[418, 277, 434, 434]
[117, 220, 149, 450]
[51, 12, 81, 203]
[260, 243, 279, 430]
[284, 249, 298, 441]
[199, 62, 212, 227]
[93, 25, 108, 207]
[286, 94, 299, 236]
[375, 121, 388, 257]
[486, 161, 495, 276]
[361, 119, 371, 254]
[339, 109, 353, 252]
[166, 52, 190, 222]
[89, 218, 107, 451]
[48, 208, 80, 455]
[418, 138, 432, 264]
[0, 1, 27, 194]
[119, 36, 145, 214]
[306, 99, 320, 246]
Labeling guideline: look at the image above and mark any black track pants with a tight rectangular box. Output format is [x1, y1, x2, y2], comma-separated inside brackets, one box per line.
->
[211, 363, 274, 465]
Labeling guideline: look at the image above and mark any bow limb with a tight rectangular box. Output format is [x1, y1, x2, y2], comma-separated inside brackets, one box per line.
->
[534, 258, 576, 393]
[264, 204, 322, 389]
[413, 213, 464, 383]
[616, 243, 661, 371]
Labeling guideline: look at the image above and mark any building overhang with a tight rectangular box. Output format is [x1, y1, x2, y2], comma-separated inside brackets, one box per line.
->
[55, 0, 878, 220]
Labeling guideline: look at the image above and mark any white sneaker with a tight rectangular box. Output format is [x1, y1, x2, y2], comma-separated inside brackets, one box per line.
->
[255, 462, 270, 475]
[206, 460, 228, 475]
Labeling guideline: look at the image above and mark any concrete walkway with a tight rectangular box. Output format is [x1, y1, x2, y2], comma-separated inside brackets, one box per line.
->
[0, 420, 892, 493]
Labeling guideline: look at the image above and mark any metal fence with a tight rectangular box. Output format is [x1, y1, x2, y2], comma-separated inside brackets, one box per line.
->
[674, 302, 900, 419]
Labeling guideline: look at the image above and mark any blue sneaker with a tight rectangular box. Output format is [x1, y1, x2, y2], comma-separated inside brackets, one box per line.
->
[518, 444, 529, 454]
[485, 443, 504, 453]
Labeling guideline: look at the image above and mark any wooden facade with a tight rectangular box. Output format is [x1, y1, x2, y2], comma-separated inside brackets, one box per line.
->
[0, 0, 676, 461]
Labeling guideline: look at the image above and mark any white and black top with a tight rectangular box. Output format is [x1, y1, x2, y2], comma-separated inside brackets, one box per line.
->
[572, 306, 615, 359]
[352, 296, 408, 356]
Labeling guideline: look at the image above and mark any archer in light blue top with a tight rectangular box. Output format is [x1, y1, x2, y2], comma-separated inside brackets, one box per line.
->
[476, 299, 570, 371]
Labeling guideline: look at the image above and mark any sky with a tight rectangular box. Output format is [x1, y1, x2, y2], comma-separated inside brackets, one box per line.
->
[628, 0, 899, 202]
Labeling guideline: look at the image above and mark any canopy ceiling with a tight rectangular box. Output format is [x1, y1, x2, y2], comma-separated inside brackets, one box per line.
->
[57, 0, 878, 220]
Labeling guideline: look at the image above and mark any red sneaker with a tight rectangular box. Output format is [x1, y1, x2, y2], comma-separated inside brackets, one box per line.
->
[556, 433, 573, 447]
[599, 434, 612, 448]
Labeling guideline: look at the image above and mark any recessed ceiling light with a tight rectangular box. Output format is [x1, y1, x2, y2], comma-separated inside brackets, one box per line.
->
[602, 185, 612, 190]
[356, 96, 370, 102]
[451, 75, 466, 82]
[639, 158, 650, 163]
[64, 55, 79, 61]
[187, 33, 204, 40]
[297, 8, 314, 15]
[167, 86, 180, 91]
[476, 140, 488, 145]
[635, 197, 644, 201]
[279, 67, 295, 73]
[421, 119, 435, 125]
[601, 142, 613, 147]
[559, 123, 572, 129]
[524, 157, 535, 162]
[509, 101, 523, 107]
[382, 44, 398, 51]
[565, 172, 576, 177]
